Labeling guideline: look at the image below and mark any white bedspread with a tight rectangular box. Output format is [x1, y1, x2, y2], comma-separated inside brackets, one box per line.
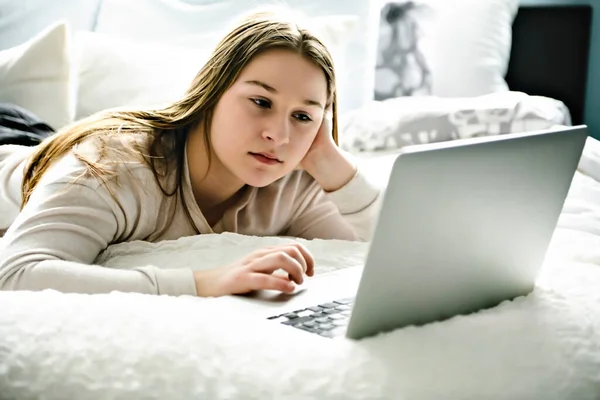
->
[1, 138, 600, 399]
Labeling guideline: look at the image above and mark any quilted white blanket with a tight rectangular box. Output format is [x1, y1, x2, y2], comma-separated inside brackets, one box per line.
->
[1, 138, 600, 399]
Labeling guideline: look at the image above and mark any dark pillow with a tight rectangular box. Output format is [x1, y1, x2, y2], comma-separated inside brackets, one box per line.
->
[0, 103, 55, 146]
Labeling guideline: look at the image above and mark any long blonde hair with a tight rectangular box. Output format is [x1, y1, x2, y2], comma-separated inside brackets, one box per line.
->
[21, 9, 340, 219]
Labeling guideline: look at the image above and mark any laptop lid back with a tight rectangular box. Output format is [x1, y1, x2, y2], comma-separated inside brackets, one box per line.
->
[346, 126, 588, 340]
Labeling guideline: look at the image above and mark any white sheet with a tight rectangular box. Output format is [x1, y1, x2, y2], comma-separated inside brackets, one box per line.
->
[1, 138, 600, 399]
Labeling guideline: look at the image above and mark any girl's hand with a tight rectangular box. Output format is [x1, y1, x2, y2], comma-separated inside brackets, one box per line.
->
[193, 243, 315, 297]
[300, 110, 357, 192]
[301, 109, 336, 164]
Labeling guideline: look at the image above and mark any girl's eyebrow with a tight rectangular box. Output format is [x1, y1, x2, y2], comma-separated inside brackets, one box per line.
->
[244, 80, 324, 109]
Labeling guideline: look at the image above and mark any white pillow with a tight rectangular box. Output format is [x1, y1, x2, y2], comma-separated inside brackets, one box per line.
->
[74, 31, 216, 120]
[74, 16, 357, 120]
[93, 0, 379, 115]
[0, 0, 100, 50]
[424, 0, 519, 97]
[0, 22, 74, 130]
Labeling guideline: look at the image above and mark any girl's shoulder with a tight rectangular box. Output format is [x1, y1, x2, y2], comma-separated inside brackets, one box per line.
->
[38, 133, 160, 192]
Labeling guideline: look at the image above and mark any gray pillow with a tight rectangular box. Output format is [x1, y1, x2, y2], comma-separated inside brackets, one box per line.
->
[339, 92, 572, 153]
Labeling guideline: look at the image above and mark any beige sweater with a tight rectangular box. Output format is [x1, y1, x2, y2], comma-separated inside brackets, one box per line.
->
[0, 142, 380, 296]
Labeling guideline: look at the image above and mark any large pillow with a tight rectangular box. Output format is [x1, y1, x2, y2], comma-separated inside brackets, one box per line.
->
[73, 31, 215, 120]
[423, 0, 519, 97]
[0, 22, 74, 130]
[74, 15, 357, 120]
[93, 0, 379, 116]
[339, 92, 572, 153]
[0, 0, 101, 50]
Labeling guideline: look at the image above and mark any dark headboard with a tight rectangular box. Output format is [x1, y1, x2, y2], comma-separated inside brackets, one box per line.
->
[506, 5, 593, 125]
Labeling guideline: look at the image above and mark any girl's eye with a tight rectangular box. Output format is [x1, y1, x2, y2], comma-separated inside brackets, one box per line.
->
[294, 113, 312, 123]
[251, 98, 271, 109]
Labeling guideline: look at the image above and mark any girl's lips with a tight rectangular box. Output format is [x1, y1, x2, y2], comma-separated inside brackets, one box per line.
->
[249, 152, 282, 165]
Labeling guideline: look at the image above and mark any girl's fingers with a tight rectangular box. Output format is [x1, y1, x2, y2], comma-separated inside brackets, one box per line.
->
[247, 272, 295, 293]
[250, 251, 305, 284]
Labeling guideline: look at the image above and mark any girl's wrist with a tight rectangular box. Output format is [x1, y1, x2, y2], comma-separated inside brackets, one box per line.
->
[303, 147, 357, 192]
[193, 269, 221, 297]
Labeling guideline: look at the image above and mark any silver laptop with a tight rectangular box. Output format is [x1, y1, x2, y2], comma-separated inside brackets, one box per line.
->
[212, 125, 588, 340]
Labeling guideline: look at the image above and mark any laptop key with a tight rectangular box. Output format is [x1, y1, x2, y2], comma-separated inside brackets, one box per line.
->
[295, 309, 314, 318]
[303, 321, 317, 328]
[283, 313, 299, 319]
[281, 316, 314, 326]
[319, 323, 335, 331]
[315, 317, 330, 323]
[334, 298, 354, 305]
[295, 325, 320, 334]
[319, 302, 338, 309]
[323, 309, 341, 315]
[307, 306, 322, 312]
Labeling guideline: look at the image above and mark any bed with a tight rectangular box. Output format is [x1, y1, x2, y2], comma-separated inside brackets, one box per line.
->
[1, 1, 599, 399]
[3, 142, 600, 399]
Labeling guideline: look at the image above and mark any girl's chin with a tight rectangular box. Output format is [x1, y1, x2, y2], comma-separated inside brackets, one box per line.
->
[241, 171, 290, 188]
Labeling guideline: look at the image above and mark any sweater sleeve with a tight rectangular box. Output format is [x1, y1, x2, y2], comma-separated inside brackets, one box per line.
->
[325, 167, 383, 241]
[283, 167, 383, 242]
[0, 145, 33, 232]
[0, 160, 197, 297]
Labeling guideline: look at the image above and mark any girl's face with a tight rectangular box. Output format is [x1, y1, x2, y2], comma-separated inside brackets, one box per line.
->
[208, 48, 328, 187]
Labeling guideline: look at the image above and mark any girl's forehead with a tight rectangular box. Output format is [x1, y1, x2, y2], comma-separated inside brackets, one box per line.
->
[236, 49, 328, 98]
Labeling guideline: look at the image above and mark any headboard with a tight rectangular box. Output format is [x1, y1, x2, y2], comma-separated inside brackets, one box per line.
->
[506, 5, 593, 126]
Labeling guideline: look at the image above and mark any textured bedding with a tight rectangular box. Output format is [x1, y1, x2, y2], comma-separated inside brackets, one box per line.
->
[339, 91, 572, 153]
[1, 137, 600, 399]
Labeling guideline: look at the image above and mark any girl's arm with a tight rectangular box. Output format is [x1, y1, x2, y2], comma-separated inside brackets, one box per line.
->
[284, 161, 382, 242]
[293, 111, 383, 241]
[323, 165, 382, 241]
[294, 145, 382, 241]
[0, 158, 198, 296]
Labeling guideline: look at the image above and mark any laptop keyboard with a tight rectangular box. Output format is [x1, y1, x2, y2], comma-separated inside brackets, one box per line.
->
[266, 297, 354, 338]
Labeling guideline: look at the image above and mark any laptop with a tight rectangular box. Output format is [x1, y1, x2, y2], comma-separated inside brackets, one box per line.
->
[210, 125, 588, 340]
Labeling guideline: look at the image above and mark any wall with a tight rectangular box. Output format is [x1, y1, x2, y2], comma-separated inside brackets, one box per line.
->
[520, 0, 599, 139]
